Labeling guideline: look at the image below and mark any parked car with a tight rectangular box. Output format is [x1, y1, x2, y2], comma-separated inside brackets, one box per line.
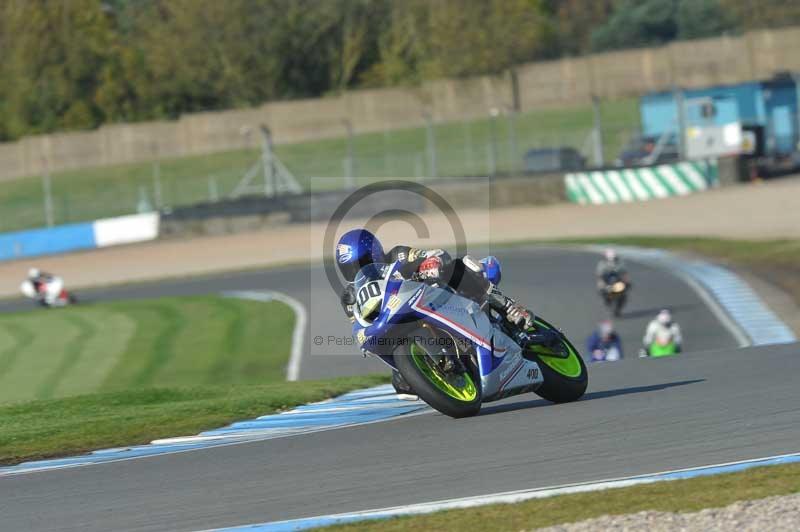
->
[523, 147, 586, 173]
[615, 135, 679, 167]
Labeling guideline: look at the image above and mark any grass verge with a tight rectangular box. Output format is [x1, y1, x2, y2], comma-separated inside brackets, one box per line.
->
[324, 462, 800, 531]
[0, 295, 295, 404]
[0, 375, 388, 465]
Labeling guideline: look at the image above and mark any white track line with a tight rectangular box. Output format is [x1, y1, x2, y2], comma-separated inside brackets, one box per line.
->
[223, 290, 307, 381]
[201, 451, 800, 532]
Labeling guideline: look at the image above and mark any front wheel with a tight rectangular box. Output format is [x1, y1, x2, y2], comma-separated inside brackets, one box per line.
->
[525, 318, 588, 403]
[394, 330, 482, 418]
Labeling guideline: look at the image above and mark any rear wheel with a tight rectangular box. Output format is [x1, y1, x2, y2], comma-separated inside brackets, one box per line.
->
[525, 318, 588, 403]
[394, 329, 481, 418]
[612, 294, 625, 317]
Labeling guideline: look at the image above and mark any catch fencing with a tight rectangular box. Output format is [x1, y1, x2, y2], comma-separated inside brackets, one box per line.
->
[0, 107, 638, 234]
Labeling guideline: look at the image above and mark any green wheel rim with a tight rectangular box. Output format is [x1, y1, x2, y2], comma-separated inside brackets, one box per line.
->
[410, 344, 478, 402]
[526, 320, 583, 378]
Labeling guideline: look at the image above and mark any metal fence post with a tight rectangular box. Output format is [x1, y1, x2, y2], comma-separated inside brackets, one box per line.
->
[486, 143, 496, 177]
[151, 142, 163, 209]
[61, 194, 70, 224]
[136, 186, 152, 213]
[674, 87, 687, 160]
[506, 107, 518, 173]
[342, 119, 356, 188]
[41, 158, 54, 227]
[463, 120, 474, 175]
[260, 125, 276, 197]
[792, 73, 800, 151]
[423, 111, 436, 180]
[208, 176, 219, 202]
[489, 108, 500, 177]
[591, 95, 605, 167]
[382, 129, 392, 177]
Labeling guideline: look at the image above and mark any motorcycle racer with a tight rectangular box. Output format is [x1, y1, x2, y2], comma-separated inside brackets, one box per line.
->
[595, 248, 629, 293]
[586, 320, 623, 362]
[335, 229, 557, 398]
[641, 309, 683, 356]
[25, 268, 66, 307]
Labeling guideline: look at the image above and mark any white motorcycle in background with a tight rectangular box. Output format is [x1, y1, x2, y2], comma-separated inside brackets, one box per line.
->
[20, 276, 77, 308]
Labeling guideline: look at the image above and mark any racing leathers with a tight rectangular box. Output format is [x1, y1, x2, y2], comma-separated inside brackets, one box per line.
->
[340, 246, 532, 330]
[29, 271, 64, 306]
[642, 319, 683, 354]
[595, 258, 628, 292]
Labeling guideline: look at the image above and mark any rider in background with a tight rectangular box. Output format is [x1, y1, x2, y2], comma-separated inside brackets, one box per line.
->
[586, 320, 623, 362]
[595, 248, 629, 293]
[26, 268, 64, 307]
[641, 309, 683, 356]
[335, 229, 556, 399]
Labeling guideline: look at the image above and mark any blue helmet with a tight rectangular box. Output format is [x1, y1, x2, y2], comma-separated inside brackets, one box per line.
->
[336, 229, 386, 282]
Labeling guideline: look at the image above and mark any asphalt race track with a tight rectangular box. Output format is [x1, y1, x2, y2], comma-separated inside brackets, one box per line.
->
[4, 247, 798, 532]
[0, 246, 740, 378]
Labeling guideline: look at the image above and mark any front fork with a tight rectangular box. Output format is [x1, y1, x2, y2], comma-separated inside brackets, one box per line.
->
[417, 324, 467, 374]
[492, 312, 567, 358]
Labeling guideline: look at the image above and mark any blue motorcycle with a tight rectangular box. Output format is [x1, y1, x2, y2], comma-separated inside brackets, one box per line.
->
[351, 260, 588, 418]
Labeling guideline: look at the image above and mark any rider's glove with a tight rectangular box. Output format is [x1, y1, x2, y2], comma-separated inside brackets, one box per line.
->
[341, 285, 356, 319]
[506, 302, 533, 329]
[418, 256, 443, 280]
[341, 285, 356, 305]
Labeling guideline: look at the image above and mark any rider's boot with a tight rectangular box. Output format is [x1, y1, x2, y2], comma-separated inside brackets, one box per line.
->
[484, 287, 561, 349]
[451, 257, 560, 350]
[391, 370, 418, 401]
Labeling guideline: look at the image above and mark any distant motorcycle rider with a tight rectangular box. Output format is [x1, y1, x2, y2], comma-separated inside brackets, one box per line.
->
[641, 309, 683, 356]
[25, 268, 64, 307]
[586, 320, 623, 362]
[335, 229, 557, 398]
[595, 248, 629, 293]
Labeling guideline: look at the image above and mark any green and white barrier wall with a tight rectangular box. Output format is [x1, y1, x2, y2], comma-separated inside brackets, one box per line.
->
[565, 159, 718, 205]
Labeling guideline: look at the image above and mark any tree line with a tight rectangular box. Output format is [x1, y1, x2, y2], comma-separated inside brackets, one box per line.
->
[1, 0, 798, 142]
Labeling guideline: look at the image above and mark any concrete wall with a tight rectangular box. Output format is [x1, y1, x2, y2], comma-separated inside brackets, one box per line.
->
[2, 27, 800, 182]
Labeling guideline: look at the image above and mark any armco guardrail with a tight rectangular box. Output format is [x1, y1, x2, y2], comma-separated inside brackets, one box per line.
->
[564, 159, 718, 205]
[0, 213, 159, 262]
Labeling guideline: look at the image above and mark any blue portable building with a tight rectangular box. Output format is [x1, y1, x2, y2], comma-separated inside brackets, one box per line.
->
[640, 75, 799, 156]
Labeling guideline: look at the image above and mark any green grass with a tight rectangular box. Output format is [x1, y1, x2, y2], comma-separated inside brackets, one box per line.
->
[0, 375, 388, 465]
[0, 98, 639, 232]
[0, 293, 390, 465]
[0, 295, 295, 404]
[324, 462, 800, 531]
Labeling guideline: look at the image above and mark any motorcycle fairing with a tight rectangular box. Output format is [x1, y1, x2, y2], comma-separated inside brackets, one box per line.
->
[352, 261, 543, 403]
